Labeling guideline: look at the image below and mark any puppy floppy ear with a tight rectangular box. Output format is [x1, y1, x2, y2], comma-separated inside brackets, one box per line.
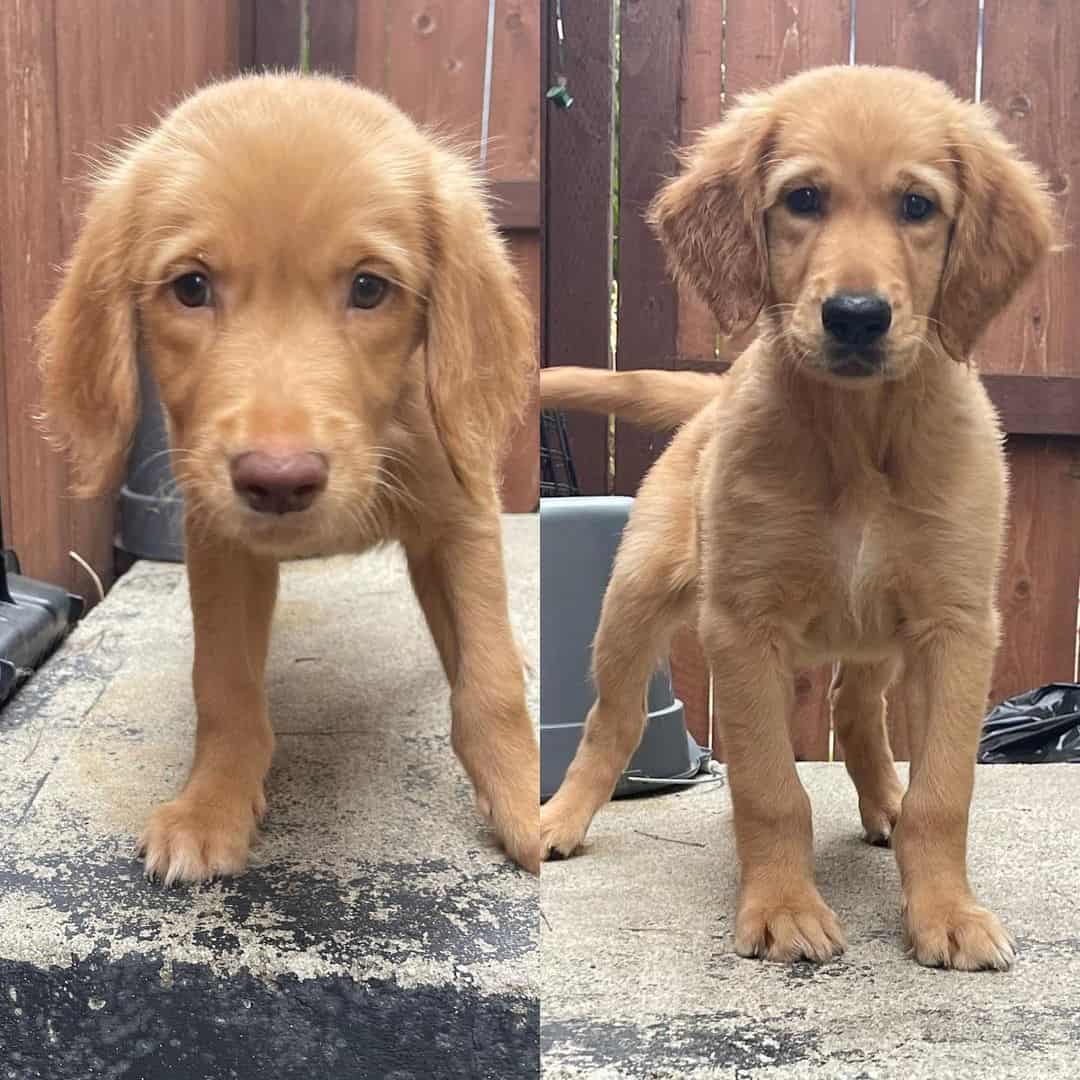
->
[424, 152, 535, 504]
[38, 162, 139, 497]
[937, 104, 1056, 361]
[648, 95, 774, 336]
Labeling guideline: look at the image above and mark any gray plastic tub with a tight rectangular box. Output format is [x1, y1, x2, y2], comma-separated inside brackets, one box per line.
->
[540, 496, 709, 801]
[116, 361, 184, 562]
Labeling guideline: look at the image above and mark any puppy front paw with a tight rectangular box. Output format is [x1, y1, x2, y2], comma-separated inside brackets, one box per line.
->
[735, 884, 847, 963]
[476, 774, 540, 875]
[138, 789, 264, 886]
[904, 893, 1015, 971]
[539, 791, 597, 862]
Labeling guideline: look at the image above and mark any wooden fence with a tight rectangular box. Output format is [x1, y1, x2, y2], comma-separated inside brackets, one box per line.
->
[543, 0, 1080, 758]
[0, 0, 540, 603]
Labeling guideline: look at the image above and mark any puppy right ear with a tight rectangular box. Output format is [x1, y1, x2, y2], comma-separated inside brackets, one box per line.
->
[38, 162, 139, 497]
[648, 96, 773, 336]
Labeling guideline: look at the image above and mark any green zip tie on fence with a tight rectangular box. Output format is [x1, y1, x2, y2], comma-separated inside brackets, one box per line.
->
[547, 0, 573, 108]
[546, 83, 574, 109]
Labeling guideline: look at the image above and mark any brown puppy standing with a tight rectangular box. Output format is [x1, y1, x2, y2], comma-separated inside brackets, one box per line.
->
[40, 73, 539, 881]
[541, 66, 1054, 969]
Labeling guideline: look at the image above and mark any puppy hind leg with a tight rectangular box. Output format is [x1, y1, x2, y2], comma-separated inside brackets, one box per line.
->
[540, 532, 694, 860]
[830, 660, 905, 845]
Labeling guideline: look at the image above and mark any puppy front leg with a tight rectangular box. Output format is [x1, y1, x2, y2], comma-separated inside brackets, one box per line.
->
[893, 620, 1014, 970]
[405, 519, 539, 874]
[139, 531, 278, 885]
[705, 609, 846, 963]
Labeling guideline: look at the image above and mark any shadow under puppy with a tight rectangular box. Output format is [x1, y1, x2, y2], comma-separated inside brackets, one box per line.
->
[541, 66, 1055, 969]
[40, 73, 539, 880]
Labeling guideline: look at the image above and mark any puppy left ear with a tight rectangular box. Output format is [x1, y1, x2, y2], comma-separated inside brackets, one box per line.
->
[38, 159, 140, 496]
[647, 94, 774, 337]
[425, 153, 535, 504]
[937, 103, 1057, 361]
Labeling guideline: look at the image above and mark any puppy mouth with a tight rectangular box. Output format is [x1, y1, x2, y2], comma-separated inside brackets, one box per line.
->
[824, 346, 887, 378]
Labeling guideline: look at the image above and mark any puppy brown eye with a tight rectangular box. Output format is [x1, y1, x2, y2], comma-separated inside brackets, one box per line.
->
[902, 193, 935, 221]
[350, 273, 388, 309]
[173, 271, 212, 308]
[785, 187, 821, 215]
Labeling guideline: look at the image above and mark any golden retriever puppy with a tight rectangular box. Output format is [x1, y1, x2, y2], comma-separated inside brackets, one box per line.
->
[541, 66, 1054, 969]
[40, 73, 539, 880]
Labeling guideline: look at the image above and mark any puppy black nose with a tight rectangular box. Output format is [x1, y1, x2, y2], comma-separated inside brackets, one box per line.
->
[821, 293, 892, 348]
[230, 451, 328, 515]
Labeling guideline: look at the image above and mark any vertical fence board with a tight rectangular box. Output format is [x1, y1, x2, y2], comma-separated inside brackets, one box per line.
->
[854, 0, 979, 96]
[253, 0, 302, 68]
[309, 0, 356, 75]
[355, 3, 488, 144]
[502, 232, 541, 511]
[542, 0, 616, 496]
[488, 0, 540, 183]
[354, 0, 391, 88]
[490, 0, 541, 510]
[0, 0, 70, 592]
[676, 0, 724, 365]
[725, 0, 851, 90]
[613, 0, 683, 496]
[979, 0, 1078, 378]
[994, 437, 1080, 699]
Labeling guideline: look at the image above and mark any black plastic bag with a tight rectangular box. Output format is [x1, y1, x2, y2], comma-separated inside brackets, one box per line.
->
[978, 683, 1080, 763]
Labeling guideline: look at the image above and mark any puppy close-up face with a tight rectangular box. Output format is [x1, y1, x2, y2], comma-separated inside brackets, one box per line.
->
[136, 84, 430, 552]
[40, 73, 531, 559]
[650, 65, 1054, 386]
[759, 74, 958, 382]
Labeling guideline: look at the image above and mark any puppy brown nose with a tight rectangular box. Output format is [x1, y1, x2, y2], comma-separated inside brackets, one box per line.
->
[230, 451, 328, 515]
[822, 293, 892, 348]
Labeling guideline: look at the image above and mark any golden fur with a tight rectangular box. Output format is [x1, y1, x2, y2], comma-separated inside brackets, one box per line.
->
[541, 66, 1055, 969]
[40, 72, 539, 880]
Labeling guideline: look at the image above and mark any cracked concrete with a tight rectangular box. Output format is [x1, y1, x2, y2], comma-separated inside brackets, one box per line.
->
[0, 515, 538, 1079]
[541, 763, 1080, 1079]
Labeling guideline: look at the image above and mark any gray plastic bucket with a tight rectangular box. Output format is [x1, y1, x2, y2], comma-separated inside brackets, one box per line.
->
[116, 360, 184, 562]
[540, 496, 709, 801]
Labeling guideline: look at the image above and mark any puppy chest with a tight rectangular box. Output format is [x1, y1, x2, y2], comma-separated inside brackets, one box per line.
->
[802, 514, 900, 653]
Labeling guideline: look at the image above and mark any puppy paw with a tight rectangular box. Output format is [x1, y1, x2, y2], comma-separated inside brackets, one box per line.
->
[858, 786, 903, 846]
[539, 793, 596, 862]
[904, 895, 1015, 971]
[735, 886, 847, 963]
[475, 777, 540, 875]
[138, 790, 263, 886]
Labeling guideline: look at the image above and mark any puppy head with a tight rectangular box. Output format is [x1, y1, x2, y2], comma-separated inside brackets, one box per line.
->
[650, 66, 1055, 384]
[39, 73, 532, 553]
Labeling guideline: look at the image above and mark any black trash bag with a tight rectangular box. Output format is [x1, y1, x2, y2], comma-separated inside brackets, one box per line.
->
[978, 683, 1080, 764]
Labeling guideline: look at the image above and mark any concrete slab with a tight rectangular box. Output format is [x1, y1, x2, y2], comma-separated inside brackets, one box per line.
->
[0, 516, 539, 1079]
[540, 763, 1080, 1079]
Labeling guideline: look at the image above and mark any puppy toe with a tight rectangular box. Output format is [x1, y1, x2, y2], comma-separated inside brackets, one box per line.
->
[139, 796, 259, 886]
